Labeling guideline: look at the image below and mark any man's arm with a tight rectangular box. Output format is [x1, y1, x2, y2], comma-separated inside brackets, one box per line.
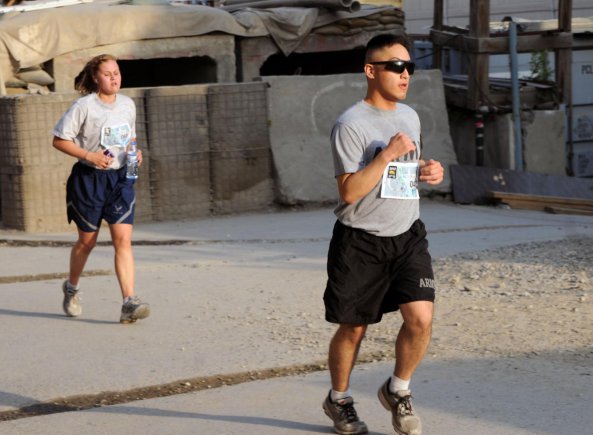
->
[337, 132, 416, 204]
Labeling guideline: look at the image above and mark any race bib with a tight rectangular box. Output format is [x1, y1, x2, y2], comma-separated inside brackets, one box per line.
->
[100, 123, 132, 149]
[380, 162, 419, 199]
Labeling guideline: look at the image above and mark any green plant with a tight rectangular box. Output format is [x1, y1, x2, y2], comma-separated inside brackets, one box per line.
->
[529, 50, 553, 82]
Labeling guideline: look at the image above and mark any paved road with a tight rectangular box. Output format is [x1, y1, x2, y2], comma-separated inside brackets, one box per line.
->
[1, 199, 592, 434]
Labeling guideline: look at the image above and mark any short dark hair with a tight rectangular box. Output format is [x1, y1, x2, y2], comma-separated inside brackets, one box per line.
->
[365, 33, 413, 62]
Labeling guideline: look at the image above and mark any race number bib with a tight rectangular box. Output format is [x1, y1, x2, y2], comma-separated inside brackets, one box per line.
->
[100, 123, 132, 149]
[380, 162, 419, 199]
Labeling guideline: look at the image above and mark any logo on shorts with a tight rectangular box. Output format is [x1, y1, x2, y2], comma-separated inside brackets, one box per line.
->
[113, 205, 123, 215]
[419, 278, 435, 289]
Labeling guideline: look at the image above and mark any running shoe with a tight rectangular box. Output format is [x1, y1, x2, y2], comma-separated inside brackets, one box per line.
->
[62, 280, 82, 317]
[120, 296, 150, 324]
[378, 379, 422, 435]
[322, 391, 368, 435]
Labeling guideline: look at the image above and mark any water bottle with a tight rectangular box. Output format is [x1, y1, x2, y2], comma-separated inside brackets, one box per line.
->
[126, 139, 139, 180]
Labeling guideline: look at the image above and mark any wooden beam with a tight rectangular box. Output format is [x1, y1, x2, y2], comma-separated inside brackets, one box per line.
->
[468, 0, 490, 109]
[556, 47, 573, 104]
[572, 36, 593, 50]
[558, 0, 573, 33]
[432, 0, 443, 69]
[557, 0, 573, 172]
[488, 191, 593, 214]
[430, 30, 574, 54]
[444, 84, 539, 110]
[544, 206, 593, 216]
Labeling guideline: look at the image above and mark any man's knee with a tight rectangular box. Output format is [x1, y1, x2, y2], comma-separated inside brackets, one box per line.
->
[337, 323, 368, 344]
[406, 315, 432, 337]
[400, 301, 433, 335]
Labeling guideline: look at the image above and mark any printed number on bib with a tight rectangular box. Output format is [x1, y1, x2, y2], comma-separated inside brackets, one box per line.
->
[380, 162, 419, 199]
[100, 123, 132, 149]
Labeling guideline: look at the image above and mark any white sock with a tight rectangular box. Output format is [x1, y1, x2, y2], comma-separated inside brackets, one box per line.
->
[124, 296, 134, 304]
[67, 280, 79, 291]
[389, 376, 410, 393]
[331, 388, 352, 402]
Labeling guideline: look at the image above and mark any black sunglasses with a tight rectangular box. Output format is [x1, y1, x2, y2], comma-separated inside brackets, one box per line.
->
[369, 60, 415, 75]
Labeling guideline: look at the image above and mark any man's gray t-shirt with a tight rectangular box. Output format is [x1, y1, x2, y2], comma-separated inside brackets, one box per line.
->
[331, 100, 421, 237]
[53, 93, 136, 170]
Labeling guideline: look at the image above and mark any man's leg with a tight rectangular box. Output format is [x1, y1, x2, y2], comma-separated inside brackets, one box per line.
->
[395, 300, 433, 380]
[328, 323, 367, 391]
[378, 300, 433, 435]
[323, 323, 369, 435]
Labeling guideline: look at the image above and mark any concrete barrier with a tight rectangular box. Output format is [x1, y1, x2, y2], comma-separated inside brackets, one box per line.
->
[263, 70, 458, 205]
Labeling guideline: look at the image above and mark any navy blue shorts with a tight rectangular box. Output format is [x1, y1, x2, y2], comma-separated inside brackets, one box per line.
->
[66, 162, 136, 232]
[324, 219, 435, 325]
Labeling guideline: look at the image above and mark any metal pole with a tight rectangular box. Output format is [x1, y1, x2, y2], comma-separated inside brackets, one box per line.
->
[509, 20, 523, 171]
[474, 112, 484, 166]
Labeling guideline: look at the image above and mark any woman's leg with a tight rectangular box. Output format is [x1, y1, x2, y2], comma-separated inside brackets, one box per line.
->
[108, 223, 134, 299]
[69, 228, 99, 286]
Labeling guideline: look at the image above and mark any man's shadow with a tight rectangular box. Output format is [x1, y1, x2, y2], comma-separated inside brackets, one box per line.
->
[95, 405, 387, 434]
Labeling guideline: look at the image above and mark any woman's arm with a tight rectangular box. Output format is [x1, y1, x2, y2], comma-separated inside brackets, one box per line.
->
[53, 136, 112, 169]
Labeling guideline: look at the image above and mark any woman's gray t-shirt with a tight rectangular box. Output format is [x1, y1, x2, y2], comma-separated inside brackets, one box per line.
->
[53, 93, 137, 170]
[331, 100, 421, 237]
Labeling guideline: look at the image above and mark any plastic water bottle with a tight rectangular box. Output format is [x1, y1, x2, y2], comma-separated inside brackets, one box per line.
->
[126, 139, 139, 180]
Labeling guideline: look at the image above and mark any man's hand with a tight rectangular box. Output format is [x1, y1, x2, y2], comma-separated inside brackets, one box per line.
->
[382, 132, 416, 163]
[419, 159, 444, 185]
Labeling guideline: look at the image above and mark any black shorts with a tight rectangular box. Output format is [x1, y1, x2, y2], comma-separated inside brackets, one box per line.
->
[324, 219, 435, 325]
[66, 162, 136, 232]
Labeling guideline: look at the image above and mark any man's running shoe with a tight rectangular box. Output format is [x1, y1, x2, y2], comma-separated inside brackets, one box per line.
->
[322, 391, 368, 435]
[378, 379, 422, 435]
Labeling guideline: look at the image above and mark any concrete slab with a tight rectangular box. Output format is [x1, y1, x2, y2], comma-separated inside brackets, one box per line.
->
[3, 356, 591, 434]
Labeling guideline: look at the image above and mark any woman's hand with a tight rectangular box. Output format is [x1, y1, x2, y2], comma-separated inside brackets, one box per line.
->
[85, 150, 113, 169]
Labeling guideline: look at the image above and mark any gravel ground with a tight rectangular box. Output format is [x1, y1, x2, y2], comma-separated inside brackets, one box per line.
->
[272, 236, 593, 369]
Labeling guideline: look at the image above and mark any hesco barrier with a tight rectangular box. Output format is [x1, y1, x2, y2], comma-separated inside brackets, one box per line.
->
[207, 83, 274, 214]
[0, 82, 274, 232]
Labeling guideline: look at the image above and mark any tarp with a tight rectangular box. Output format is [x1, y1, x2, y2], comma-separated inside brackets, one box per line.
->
[0, 1, 392, 78]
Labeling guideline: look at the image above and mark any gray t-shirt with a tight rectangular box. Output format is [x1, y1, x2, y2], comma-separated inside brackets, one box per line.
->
[331, 100, 421, 237]
[53, 93, 136, 170]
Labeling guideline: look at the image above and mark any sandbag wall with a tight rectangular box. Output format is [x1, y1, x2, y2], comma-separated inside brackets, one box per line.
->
[0, 82, 274, 232]
[208, 83, 274, 214]
[0, 93, 74, 232]
[144, 85, 211, 221]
